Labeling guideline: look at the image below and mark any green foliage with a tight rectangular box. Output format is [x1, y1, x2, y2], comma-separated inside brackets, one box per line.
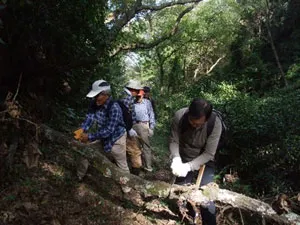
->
[287, 61, 300, 81]
[220, 85, 300, 195]
[154, 69, 300, 195]
[2, 0, 300, 199]
[0, 0, 110, 129]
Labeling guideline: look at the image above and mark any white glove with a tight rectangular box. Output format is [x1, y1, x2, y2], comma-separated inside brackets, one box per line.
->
[148, 129, 154, 137]
[177, 163, 191, 177]
[128, 128, 137, 137]
[171, 157, 182, 176]
[171, 157, 182, 170]
[171, 157, 191, 177]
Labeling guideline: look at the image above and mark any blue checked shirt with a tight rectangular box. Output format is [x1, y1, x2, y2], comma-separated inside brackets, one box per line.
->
[119, 91, 137, 123]
[134, 99, 156, 129]
[81, 97, 126, 152]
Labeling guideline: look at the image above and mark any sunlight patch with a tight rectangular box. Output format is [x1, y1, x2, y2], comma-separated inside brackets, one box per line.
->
[41, 162, 65, 177]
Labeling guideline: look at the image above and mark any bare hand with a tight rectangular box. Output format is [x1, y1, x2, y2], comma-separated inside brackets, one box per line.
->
[80, 133, 89, 143]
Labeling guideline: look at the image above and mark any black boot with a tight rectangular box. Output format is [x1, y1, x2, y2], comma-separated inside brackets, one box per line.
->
[200, 207, 216, 225]
[131, 168, 140, 176]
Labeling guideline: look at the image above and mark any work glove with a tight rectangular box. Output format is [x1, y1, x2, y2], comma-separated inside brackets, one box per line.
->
[128, 128, 138, 137]
[172, 162, 191, 177]
[177, 163, 191, 177]
[148, 129, 154, 137]
[171, 157, 182, 170]
[74, 128, 84, 140]
[171, 157, 182, 176]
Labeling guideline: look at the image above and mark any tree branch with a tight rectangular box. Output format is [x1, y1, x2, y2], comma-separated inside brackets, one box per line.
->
[13, 73, 23, 102]
[109, 0, 202, 43]
[27, 1, 202, 73]
[206, 55, 225, 74]
[111, 4, 198, 57]
[139, 0, 202, 11]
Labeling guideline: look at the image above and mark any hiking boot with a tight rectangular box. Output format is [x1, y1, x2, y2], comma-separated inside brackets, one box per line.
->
[131, 168, 141, 176]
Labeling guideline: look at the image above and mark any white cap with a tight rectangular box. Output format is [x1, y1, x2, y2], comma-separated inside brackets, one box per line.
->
[86, 80, 111, 98]
[125, 80, 142, 90]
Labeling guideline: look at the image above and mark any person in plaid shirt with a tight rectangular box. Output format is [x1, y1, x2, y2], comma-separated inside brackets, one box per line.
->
[80, 80, 129, 172]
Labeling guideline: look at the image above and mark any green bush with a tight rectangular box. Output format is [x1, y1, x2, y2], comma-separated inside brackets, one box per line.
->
[156, 74, 300, 195]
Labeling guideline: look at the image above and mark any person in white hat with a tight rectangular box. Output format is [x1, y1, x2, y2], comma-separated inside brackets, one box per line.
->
[119, 79, 144, 175]
[79, 80, 130, 172]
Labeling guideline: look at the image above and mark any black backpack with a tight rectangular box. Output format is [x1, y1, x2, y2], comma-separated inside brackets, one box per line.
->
[206, 109, 229, 151]
[110, 100, 133, 132]
[88, 100, 133, 132]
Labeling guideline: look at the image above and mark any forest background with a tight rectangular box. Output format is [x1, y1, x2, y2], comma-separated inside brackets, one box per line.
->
[0, 0, 300, 224]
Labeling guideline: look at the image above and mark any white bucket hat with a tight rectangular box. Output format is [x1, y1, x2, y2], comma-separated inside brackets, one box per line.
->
[125, 80, 142, 90]
[86, 80, 111, 98]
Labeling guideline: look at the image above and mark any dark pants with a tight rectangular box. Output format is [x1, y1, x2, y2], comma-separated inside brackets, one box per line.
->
[175, 164, 216, 225]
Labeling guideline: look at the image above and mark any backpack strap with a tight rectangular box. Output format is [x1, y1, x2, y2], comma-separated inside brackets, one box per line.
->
[206, 112, 217, 137]
[179, 111, 190, 134]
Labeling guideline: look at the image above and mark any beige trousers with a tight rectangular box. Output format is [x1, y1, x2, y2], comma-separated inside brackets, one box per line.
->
[133, 123, 152, 170]
[126, 136, 142, 168]
[110, 133, 129, 172]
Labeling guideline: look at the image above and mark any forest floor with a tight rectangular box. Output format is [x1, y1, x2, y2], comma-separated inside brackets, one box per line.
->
[0, 131, 189, 225]
[0, 128, 286, 225]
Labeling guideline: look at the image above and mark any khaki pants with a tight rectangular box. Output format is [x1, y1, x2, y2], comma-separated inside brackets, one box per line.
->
[126, 136, 142, 168]
[111, 133, 129, 172]
[133, 123, 152, 170]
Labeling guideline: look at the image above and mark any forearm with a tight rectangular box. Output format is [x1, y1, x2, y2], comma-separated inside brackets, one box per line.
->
[149, 104, 155, 130]
[88, 128, 113, 141]
[169, 112, 182, 159]
[189, 117, 222, 171]
[81, 114, 94, 131]
[188, 152, 214, 171]
[169, 141, 180, 158]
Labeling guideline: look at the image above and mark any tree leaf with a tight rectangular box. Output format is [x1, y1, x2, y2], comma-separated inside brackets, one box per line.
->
[0, 37, 6, 45]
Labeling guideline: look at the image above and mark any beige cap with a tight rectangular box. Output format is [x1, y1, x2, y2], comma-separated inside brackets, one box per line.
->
[125, 79, 142, 90]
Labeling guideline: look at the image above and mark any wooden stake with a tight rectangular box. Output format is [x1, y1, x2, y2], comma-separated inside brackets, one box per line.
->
[195, 165, 206, 189]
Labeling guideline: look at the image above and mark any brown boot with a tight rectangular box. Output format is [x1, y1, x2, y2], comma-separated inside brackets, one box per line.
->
[131, 167, 141, 176]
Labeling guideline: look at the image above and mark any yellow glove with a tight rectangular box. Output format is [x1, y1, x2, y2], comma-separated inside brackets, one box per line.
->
[74, 128, 84, 140]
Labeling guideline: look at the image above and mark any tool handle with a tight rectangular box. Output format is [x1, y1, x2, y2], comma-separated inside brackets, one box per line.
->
[195, 165, 206, 189]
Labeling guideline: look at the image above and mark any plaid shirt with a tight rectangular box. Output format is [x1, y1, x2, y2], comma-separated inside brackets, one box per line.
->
[119, 91, 137, 123]
[81, 97, 126, 152]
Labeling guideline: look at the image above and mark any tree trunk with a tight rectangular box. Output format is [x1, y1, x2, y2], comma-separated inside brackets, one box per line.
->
[265, 0, 288, 87]
[40, 125, 300, 225]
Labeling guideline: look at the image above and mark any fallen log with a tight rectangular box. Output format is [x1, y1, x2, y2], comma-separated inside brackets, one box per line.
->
[40, 125, 300, 225]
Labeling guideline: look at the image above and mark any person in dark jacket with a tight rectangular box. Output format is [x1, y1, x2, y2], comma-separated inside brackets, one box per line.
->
[169, 98, 222, 225]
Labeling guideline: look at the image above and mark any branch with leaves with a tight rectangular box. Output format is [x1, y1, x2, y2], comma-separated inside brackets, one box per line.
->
[111, 3, 200, 57]
[109, 0, 202, 42]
